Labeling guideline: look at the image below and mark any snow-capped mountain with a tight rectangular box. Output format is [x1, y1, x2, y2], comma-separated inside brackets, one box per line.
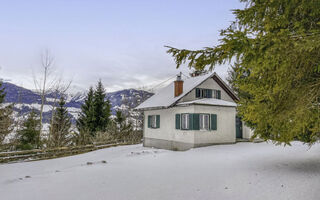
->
[1, 82, 153, 123]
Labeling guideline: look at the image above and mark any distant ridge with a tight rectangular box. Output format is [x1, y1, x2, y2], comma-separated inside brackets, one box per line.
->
[1, 82, 153, 123]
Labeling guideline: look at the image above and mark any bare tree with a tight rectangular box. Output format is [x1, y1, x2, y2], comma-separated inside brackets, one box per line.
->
[131, 86, 153, 131]
[33, 49, 57, 142]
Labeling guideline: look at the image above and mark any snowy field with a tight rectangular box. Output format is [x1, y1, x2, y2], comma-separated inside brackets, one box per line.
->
[1, 142, 320, 200]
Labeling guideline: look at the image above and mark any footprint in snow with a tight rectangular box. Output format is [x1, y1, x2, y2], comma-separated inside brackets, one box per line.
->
[128, 150, 160, 157]
[85, 161, 108, 166]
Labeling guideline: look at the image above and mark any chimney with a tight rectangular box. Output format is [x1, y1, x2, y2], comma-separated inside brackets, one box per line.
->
[174, 72, 183, 97]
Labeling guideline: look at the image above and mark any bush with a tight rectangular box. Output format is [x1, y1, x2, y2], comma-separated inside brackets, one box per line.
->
[16, 143, 34, 150]
[92, 123, 142, 144]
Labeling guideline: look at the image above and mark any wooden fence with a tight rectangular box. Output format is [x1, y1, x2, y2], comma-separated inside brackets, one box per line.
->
[0, 141, 140, 164]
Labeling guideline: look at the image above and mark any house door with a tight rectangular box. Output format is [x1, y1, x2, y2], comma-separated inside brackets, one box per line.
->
[236, 116, 243, 138]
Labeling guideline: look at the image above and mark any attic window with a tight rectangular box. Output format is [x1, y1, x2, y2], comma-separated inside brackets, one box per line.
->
[196, 88, 221, 99]
[213, 90, 221, 99]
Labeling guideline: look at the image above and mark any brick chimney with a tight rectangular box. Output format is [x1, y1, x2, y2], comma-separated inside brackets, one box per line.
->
[174, 72, 183, 97]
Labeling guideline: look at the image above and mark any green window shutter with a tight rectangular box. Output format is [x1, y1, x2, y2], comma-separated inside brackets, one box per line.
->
[217, 90, 221, 99]
[193, 114, 200, 130]
[156, 115, 160, 128]
[148, 115, 152, 128]
[175, 114, 181, 129]
[210, 114, 217, 130]
[188, 114, 193, 130]
[208, 89, 213, 98]
[196, 88, 201, 98]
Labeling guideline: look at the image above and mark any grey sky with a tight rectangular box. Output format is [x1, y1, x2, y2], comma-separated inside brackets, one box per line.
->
[0, 0, 243, 92]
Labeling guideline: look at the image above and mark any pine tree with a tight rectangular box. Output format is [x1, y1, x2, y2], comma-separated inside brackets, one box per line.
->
[76, 81, 111, 139]
[92, 80, 111, 133]
[0, 82, 13, 145]
[49, 97, 72, 147]
[114, 110, 132, 134]
[16, 110, 41, 150]
[77, 87, 95, 136]
[166, 0, 320, 145]
[115, 110, 125, 126]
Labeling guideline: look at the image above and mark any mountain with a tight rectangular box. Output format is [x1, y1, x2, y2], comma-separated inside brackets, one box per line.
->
[1, 82, 153, 124]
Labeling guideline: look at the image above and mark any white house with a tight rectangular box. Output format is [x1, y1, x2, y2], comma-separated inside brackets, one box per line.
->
[135, 72, 254, 151]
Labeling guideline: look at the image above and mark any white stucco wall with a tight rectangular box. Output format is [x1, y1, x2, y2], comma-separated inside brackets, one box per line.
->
[144, 106, 195, 144]
[242, 124, 254, 139]
[193, 105, 236, 144]
[143, 104, 237, 146]
[179, 77, 235, 103]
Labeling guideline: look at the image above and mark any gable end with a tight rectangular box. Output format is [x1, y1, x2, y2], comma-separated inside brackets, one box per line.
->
[212, 75, 239, 102]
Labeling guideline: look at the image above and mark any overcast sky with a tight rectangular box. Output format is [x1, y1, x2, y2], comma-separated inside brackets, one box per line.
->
[0, 0, 243, 93]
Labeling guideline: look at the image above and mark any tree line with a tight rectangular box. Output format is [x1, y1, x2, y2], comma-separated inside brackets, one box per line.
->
[0, 80, 141, 151]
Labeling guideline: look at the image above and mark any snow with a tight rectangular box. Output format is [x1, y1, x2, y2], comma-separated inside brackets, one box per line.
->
[67, 107, 81, 119]
[46, 98, 56, 102]
[29, 104, 52, 112]
[1, 142, 320, 200]
[135, 72, 215, 110]
[177, 98, 237, 107]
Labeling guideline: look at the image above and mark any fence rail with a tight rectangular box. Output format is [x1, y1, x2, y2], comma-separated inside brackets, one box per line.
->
[0, 141, 140, 164]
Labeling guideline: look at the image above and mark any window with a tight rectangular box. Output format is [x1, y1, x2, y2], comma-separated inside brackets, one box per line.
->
[181, 114, 189, 130]
[213, 90, 221, 99]
[175, 113, 217, 131]
[200, 114, 210, 130]
[151, 115, 157, 128]
[148, 115, 160, 129]
[202, 89, 212, 98]
[196, 88, 221, 99]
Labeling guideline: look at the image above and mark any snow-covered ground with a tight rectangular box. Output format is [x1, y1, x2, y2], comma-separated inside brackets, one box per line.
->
[1, 142, 320, 200]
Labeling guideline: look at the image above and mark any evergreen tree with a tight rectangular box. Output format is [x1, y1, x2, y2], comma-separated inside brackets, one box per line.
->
[77, 87, 95, 136]
[76, 81, 111, 138]
[166, 0, 320, 145]
[114, 110, 132, 134]
[0, 82, 5, 103]
[0, 81, 13, 144]
[49, 97, 72, 147]
[92, 80, 111, 133]
[16, 110, 41, 150]
[115, 110, 125, 126]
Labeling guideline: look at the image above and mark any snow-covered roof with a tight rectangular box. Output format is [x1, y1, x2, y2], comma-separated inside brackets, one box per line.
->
[176, 98, 237, 107]
[135, 72, 238, 110]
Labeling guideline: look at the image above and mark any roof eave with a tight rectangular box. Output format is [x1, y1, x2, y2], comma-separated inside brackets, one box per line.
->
[134, 106, 170, 111]
[176, 102, 237, 108]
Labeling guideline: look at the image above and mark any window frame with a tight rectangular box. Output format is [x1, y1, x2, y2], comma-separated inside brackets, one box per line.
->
[213, 89, 221, 99]
[181, 113, 190, 130]
[148, 115, 160, 129]
[199, 114, 210, 131]
[150, 115, 157, 128]
[196, 88, 221, 99]
[176, 113, 217, 132]
[201, 89, 210, 98]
